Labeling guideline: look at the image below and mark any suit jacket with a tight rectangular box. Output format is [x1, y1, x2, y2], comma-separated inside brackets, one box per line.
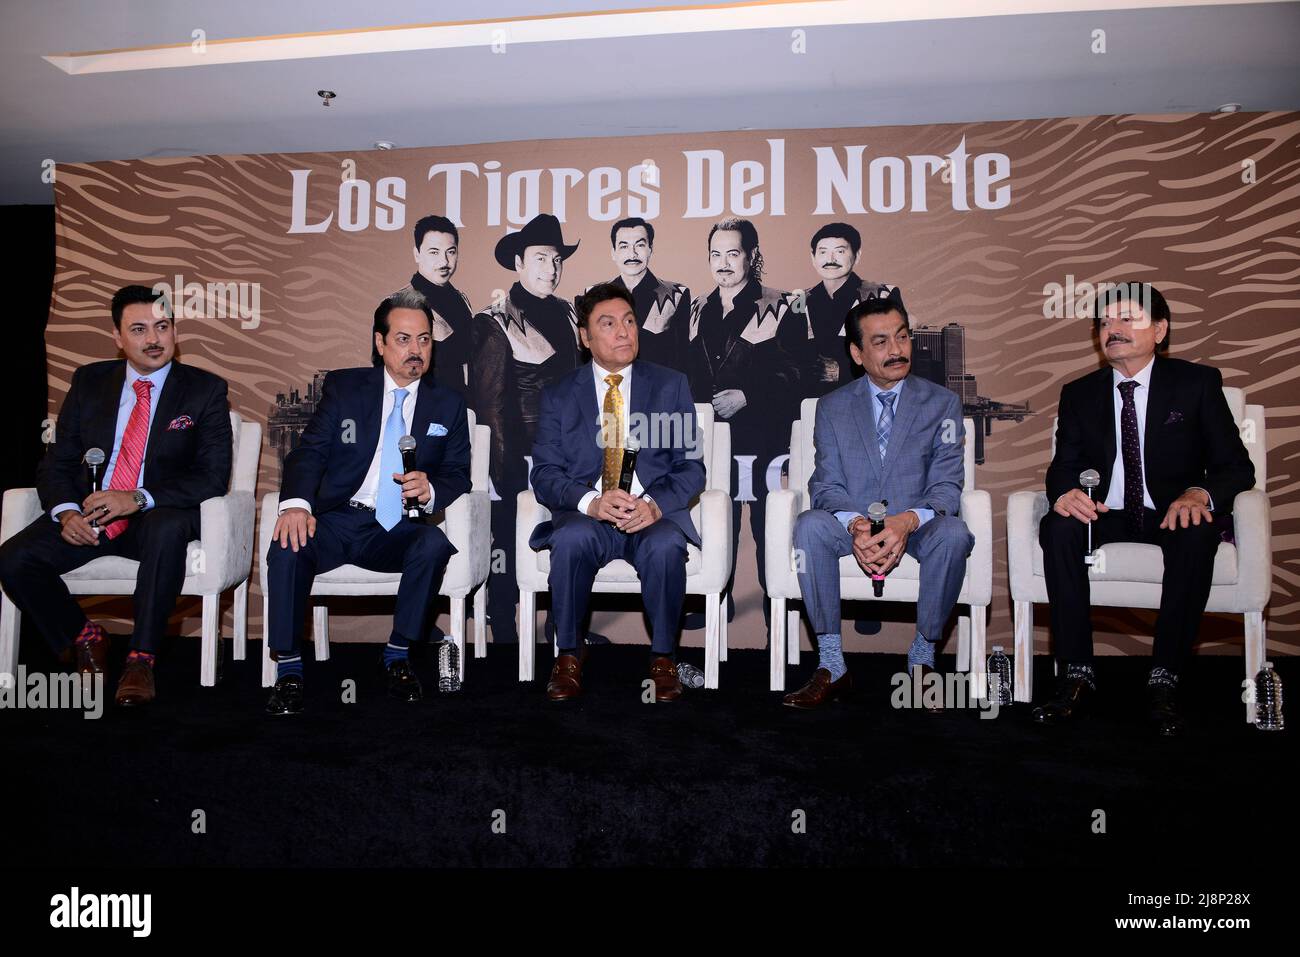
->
[281, 366, 471, 518]
[529, 360, 707, 547]
[809, 374, 965, 520]
[38, 359, 232, 514]
[1045, 355, 1254, 515]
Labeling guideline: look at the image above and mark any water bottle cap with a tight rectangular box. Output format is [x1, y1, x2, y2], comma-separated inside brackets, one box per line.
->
[1264, 660, 1273, 669]
[992, 645, 1004, 652]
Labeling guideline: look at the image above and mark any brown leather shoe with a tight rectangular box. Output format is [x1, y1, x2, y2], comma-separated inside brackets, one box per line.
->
[114, 659, 156, 707]
[650, 657, 683, 702]
[75, 638, 107, 677]
[782, 668, 851, 709]
[546, 650, 585, 702]
[912, 664, 945, 713]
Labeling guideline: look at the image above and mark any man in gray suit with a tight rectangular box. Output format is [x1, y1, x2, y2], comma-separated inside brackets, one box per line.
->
[784, 290, 973, 709]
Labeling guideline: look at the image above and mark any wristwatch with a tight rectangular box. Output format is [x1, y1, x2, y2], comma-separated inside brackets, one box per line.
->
[132, 489, 148, 511]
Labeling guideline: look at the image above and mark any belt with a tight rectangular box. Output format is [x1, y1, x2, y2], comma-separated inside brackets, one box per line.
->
[347, 500, 376, 512]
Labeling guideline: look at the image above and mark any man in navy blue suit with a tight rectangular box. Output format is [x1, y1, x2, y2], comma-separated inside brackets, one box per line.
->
[264, 289, 471, 715]
[529, 282, 706, 702]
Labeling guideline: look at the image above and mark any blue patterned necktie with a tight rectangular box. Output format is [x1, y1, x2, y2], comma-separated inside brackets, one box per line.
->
[376, 387, 408, 531]
[1117, 379, 1144, 535]
[876, 391, 897, 463]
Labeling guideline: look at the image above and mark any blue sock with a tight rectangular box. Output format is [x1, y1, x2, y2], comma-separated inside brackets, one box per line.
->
[383, 638, 409, 667]
[816, 633, 847, 681]
[907, 632, 935, 670]
[276, 654, 303, 680]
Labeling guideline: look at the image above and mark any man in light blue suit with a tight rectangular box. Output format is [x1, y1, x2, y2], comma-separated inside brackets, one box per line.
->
[784, 290, 973, 709]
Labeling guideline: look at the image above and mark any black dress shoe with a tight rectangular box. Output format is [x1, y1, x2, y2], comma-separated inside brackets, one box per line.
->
[385, 658, 423, 702]
[266, 674, 304, 716]
[1031, 675, 1093, 725]
[1147, 683, 1184, 737]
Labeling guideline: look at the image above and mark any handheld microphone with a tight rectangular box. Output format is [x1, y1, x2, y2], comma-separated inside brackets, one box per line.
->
[398, 435, 420, 519]
[617, 436, 640, 493]
[1079, 468, 1101, 564]
[83, 448, 106, 526]
[867, 500, 889, 597]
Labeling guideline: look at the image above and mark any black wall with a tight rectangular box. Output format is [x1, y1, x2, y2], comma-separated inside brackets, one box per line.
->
[1, 204, 53, 493]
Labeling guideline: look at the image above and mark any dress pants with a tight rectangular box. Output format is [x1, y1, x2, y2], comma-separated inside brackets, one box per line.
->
[794, 509, 973, 644]
[544, 511, 689, 655]
[0, 507, 200, 655]
[1039, 506, 1221, 671]
[265, 505, 456, 656]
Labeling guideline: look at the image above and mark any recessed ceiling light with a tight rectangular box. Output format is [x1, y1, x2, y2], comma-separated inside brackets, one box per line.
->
[1217, 103, 1243, 113]
[375, 141, 395, 150]
[318, 90, 336, 107]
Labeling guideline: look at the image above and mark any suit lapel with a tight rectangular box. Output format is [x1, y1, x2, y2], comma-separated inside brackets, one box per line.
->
[878, 376, 919, 483]
[1143, 357, 1170, 472]
[91, 361, 127, 453]
[358, 366, 385, 457]
[581, 362, 604, 480]
[411, 376, 437, 448]
[1096, 368, 1116, 477]
[144, 363, 184, 464]
[852, 377, 883, 479]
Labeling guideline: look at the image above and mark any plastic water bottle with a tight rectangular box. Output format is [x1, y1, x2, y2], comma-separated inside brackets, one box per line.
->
[987, 645, 1013, 706]
[1255, 662, 1284, 731]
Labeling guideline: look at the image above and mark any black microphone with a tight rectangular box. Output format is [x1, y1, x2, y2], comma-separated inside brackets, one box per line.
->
[83, 448, 106, 526]
[398, 435, 420, 519]
[1079, 468, 1101, 564]
[867, 500, 888, 597]
[617, 436, 640, 493]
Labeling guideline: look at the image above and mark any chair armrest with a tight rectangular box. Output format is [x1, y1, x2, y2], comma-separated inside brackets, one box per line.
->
[196, 489, 256, 592]
[693, 488, 734, 593]
[1230, 488, 1271, 612]
[1, 488, 43, 544]
[1007, 490, 1049, 601]
[515, 490, 552, 588]
[258, 492, 283, 593]
[959, 489, 992, 606]
[445, 489, 491, 585]
[764, 488, 802, 600]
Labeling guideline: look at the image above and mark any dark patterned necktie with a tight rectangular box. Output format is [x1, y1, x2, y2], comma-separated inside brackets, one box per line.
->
[1117, 379, 1144, 535]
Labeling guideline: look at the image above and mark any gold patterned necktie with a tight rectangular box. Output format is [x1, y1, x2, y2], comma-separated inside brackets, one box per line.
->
[601, 373, 625, 493]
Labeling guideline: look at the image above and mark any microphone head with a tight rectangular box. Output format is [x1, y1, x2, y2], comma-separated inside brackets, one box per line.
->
[624, 435, 640, 453]
[397, 435, 418, 453]
[1079, 468, 1101, 489]
[866, 501, 888, 522]
[83, 447, 106, 467]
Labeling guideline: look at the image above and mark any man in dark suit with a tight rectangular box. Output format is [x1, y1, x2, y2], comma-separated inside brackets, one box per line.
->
[264, 289, 471, 715]
[529, 282, 706, 702]
[1034, 282, 1255, 735]
[0, 284, 232, 706]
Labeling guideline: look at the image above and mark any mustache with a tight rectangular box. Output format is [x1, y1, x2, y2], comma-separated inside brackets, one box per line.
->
[884, 356, 909, 366]
[1106, 335, 1131, 345]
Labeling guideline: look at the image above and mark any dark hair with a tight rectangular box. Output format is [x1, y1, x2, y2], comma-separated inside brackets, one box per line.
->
[575, 282, 635, 329]
[810, 222, 861, 256]
[610, 217, 654, 248]
[413, 214, 459, 250]
[1092, 281, 1171, 351]
[371, 289, 434, 366]
[845, 294, 909, 350]
[111, 285, 169, 330]
[708, 217, 763, 283]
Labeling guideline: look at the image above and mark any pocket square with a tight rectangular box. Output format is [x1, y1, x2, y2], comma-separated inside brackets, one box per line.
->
[1164, 410, 1184, 425]
[166, 415, 195, 431]
[427, 423, 448, 437]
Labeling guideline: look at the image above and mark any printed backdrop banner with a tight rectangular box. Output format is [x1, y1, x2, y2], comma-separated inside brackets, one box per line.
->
[48, 112, 1300, 657]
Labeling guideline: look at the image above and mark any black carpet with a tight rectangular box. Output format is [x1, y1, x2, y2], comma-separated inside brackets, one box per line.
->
[1, 634, 1290, 869]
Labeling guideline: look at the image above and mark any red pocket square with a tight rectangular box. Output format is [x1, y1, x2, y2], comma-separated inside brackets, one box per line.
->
[167, 415, 195, 431]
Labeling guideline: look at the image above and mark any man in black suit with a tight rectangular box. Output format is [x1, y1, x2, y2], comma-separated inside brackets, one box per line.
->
[264, 289, 471, 715]
[529, 282, 706, 702]
[1034, 282, 1255, 735]
[0, 285, 232, 706]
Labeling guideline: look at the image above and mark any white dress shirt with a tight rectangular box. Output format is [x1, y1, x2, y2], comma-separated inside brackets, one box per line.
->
[577, 361, 647, 517]
[1104, 356, 1156, 511]
[280, 370, 435, 515]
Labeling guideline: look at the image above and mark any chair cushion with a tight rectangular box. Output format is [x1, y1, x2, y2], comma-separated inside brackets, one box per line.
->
[61, 541, 203, 584]
[1032, 540, 1238, 585]
[538, 543, 702, 581]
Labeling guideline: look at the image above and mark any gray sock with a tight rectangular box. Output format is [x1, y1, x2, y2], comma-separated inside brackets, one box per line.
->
[906, 632, 935, 670]
[816, 633, 847, 681]
[1148, 666, 1178, 689]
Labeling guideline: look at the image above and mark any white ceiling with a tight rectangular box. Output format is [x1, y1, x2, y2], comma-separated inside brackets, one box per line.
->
[1, 0, 1297, 205]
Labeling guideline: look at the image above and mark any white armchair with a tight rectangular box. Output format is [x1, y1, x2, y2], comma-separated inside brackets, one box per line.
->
[515, 403, 733, 687]
[1, 411, 261, 687]
[765, 399, 993, 693]
[1006, 387, 1269, 722]
[259, 411, 492, 687]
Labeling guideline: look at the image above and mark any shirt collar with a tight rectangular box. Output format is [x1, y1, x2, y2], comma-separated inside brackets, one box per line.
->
[382, 368, 420, 399]
[1112, 355, 1156, 390]
[125, 361, 172, 391]
[592, 359, 631, 385]
[867, 376, 905, 404]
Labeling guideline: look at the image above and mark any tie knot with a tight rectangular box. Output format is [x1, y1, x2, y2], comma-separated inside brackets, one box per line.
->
[877, 391, 897, 410]
[605, 373, 623, 388]
[1118, 379, 1138, 397]
[133, 378, 153, 398]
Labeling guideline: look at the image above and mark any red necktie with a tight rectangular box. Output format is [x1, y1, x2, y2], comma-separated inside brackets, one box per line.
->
[103, 378, 153, 540]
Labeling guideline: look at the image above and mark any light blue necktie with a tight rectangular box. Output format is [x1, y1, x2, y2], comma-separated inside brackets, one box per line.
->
[376, 388, 408, 531]
[876, 391, 897, 463]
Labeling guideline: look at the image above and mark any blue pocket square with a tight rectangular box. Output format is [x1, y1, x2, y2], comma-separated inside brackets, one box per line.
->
[427, 423, 448, 437]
